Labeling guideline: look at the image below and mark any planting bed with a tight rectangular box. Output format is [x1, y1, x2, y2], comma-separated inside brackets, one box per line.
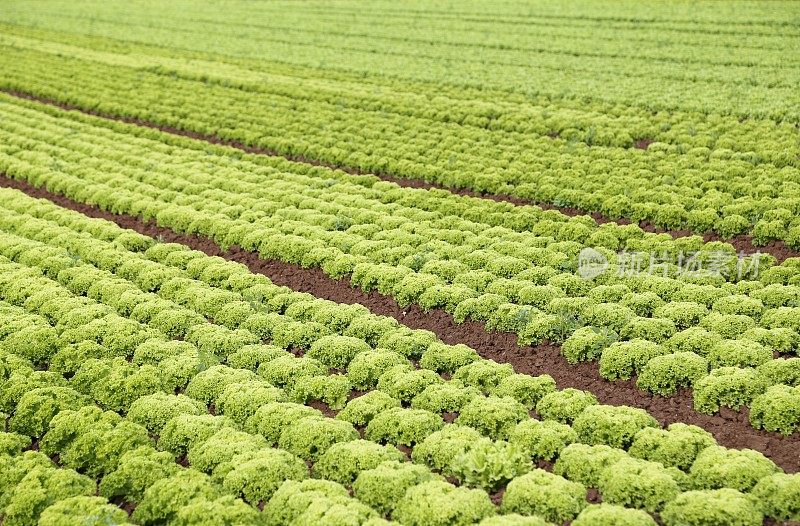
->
[1, 2, 799, 525]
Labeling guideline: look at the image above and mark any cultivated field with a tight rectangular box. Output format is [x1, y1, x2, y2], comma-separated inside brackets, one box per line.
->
[0, 1, 798, 525]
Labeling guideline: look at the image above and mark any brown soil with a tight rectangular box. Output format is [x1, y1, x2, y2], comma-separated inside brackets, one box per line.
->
[3, 89, 796, 263]
[3, 176, 798, 473]
[489, 488, 504, 506]
[305, 399, 339, 419]
[109, 496, 137, 516]
[585, 488, 602, 504]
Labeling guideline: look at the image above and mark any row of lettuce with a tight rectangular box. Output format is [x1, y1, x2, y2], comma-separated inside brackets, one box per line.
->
[1, 1, 798, 121]
[0, 187, 795, 525]
[1, 35, 800, 247]
[1, 96, 800, 429]
[1, 26, 797, 163]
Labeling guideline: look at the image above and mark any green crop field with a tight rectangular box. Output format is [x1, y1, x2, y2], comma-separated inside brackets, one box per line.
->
[0, 1, 798, 525]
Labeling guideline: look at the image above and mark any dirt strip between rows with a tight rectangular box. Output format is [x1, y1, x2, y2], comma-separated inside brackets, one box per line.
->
[2, 175, 797, 473]
[3, 88, 797, 263]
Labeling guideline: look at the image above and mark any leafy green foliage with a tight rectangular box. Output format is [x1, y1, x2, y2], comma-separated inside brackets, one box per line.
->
[449, 440, 531, 492]
[9, 387, 89, 438]
[376, 364, 443, 402]
[756, 357, 800, 386]
[306, 335, 371, 369]
[453, 360, 513, 392]
[353, 460, 440, 516]
[221, 448, 308, 504]
[661, 489, 763, 526]
[0, 324, 60, 365]
[477, 515, 551, 526]
[365, 407, 444, 446]
[132, 470, 219, 526]
[393, 481, 495, 526]
[277, 416, 359, 461]
[654, 302, 709, 330]
[500, 469, 586, 523]
[337, 391, 400, 426]
[689, 446, 779, 492]
[554, 443, 628, 487]
[490, 373, 556, 409]
[187, 427, 269, 480]
[127, 392, 207, 434]
[665, 327, 722, 356]
[170, 496, 263, 526]
[314, 440, 404, 486]
[2, 158, 799, 523]
[419, 343, 479, 374]
[536, 388, 597, 424]
[628, 423, 716, 471]
[290, 374, 349, 410]
[226, 344, 290, 371]
[258, 356, 326, 389]
[749, 384, 800, 435]
[572, 405, 658, 449]
[0, 432, 30, 456]
[706, 339, 772, 369]
[693, 367, 769, 414]
[751, 473, 800, 521]
[158, 414, 232, 457]
[5, 464, 95, 526]
[99, 446, 180, 503]
[456, 396, 528, 439]
[411, 424, 484, 473]
[184, 365, 260, 404]
[346, 350, 406, 390]
[636, 352, 709, 395]
[561, 326, 618, 364]
[262, 479, 349, 526]
[599, 339, 668, 381]
[572, 504, 657, 526]
[38, 496, 134, 526]
[244, 402, 321, 444]
[508, 419, 578, 461]
[597, 457, 680, 512]
[620, 317, 676, 343]
[377, 328, 436, 359]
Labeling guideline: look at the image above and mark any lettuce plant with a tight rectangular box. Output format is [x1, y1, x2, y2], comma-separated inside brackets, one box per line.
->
[661, 489, 762, 526]
[314, 440, 404, 486]
[572, 504, 657, 526]
[365, 407, 444, 446]
[277, 416, 359, 462]
[571, 405, 658, 450]
[500, 469, 586, 524]
[689, 445, 779, 492]
[393, 481, 495, 526]
[508, 419, 577, 462]
[222, 448, 308, 504]
[536, 388, 597, 424]
[628, 423, 716, 471]
[449, 439, 530, 492]
[456, 396, 528, 440]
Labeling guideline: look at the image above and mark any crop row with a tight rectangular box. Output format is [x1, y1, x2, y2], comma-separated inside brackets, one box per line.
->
[1, 98, 800, 424]
[0, 187, 798, 525]
[2, 33, 800, 246]
[1, 2, 798, 120]
[7, 5, 798, 71]
[1, 26, 797, 162]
